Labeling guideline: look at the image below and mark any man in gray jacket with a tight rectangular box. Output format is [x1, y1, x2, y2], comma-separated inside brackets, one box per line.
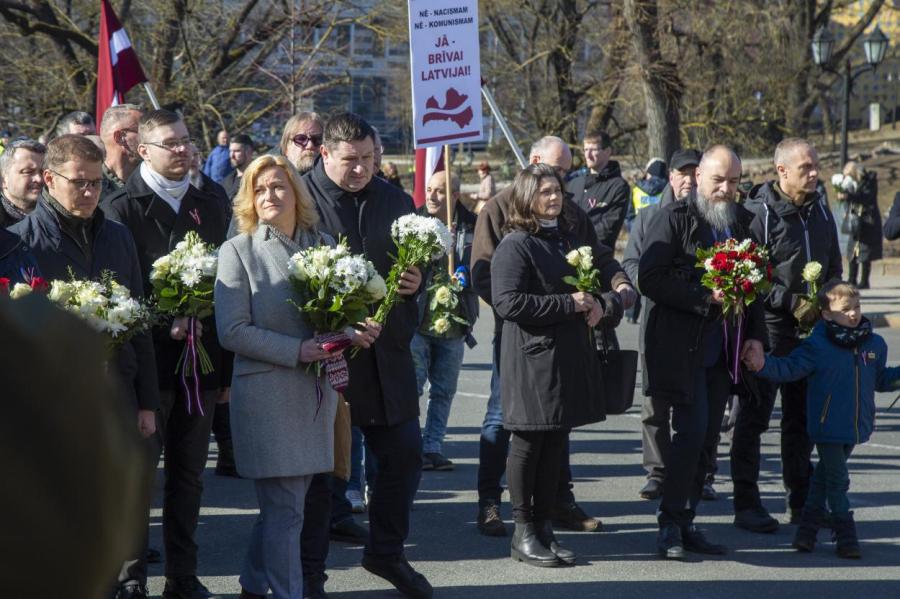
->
[622, 149, 704, 501]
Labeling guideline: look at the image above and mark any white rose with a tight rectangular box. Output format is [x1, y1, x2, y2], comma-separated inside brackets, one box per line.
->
[577, 246, 592, 259]
[802, 261, 822, 283]
[566, 250, 580, 267]
[579, 255, 593, 271]
[704, 258, 714, 271]
[434, 285, 453, 306]
[366, 274, 387, 300]
[432, 317, 451, 334]
[49, 281, 74, 303]
[9, 283, 32, 299]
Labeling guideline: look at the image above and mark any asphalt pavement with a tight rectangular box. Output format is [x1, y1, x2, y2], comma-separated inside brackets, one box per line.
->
[147, 282, 900, 598]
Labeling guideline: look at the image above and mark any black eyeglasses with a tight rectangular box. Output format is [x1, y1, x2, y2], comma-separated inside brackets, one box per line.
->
[145, 138, 192, 152]
[291, 133, 323, 148]
[50, 170, 102, 191]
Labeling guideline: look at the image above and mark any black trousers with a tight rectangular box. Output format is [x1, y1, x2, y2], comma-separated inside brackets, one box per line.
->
[158, 388, 217, 577]
[659, 362, 731, 527]
[730, 336, 813, 512]
[642, 395, 721, 482]
[508, 430, 569, 524]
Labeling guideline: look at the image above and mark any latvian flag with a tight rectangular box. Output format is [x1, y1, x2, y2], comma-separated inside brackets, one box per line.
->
[412, 147, 444, 208]
[96, 0, 148, 128]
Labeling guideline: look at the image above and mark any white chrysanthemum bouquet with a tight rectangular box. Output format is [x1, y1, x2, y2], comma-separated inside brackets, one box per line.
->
[287, 241, 386, 399]
[49, 270, 152, 349]
[425, 272, 469, 337]
[149, 230, 218, 380]
[374, 214, 452, 325]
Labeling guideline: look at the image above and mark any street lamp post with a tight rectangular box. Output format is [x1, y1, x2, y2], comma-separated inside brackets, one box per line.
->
[812, 26, 889, 166]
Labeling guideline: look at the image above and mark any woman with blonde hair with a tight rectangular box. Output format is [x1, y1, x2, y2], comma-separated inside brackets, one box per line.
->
[215, 154, 379, 598]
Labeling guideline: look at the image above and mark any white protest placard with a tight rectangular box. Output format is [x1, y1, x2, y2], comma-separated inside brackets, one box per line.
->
[408, 0, 483, 148]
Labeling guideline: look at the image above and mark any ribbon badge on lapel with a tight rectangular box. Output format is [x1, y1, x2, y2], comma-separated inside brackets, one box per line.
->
[587, 197, 598, 209]
[189, 208, 202, 226]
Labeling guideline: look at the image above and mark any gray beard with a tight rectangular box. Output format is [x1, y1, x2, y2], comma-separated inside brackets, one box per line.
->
[696, 192, 736, 233]
[295, 154, 317, 175]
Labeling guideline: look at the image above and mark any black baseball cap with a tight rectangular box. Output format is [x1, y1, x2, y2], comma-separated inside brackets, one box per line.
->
[669, 149, 701, 171]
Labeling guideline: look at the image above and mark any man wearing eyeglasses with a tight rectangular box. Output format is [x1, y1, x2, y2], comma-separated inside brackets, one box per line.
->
[280, 111, 324, 175]
[103, 109, 230, 599]
[99, 104, 144, 203]
[0, 138, 45, 227]
[9, 133, 159, 598]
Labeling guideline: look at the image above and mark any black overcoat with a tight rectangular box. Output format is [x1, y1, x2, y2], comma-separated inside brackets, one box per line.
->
[491, 226, 605, 431]
[101, 170, 231, 391]
[302, 160, 420, 428]
[10, 198, 159, 411]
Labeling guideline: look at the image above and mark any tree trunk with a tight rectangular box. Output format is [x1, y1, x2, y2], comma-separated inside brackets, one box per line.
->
[623, 0, 682, 160]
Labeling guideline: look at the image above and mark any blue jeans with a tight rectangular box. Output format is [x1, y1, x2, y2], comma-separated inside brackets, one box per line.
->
[477, 337, 510, 503]
[807, 443, 854, 516]
[411, 332, 465, 454]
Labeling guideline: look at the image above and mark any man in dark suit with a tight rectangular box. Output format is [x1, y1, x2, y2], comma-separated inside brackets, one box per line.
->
[301, 113, 432, 599]
[103, 109, 230, 599]
[221, 134, 254, 199]
[10, 134, 158, 599]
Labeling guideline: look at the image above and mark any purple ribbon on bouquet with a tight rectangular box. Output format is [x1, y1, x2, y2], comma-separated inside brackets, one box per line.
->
[180, 316, 205, 417]
[722, 314, 745, 385]
[312, 332, 352, 420]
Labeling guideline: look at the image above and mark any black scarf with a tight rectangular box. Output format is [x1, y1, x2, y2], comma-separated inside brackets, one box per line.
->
[823, 317, 872, 349]
[1, 193, 28, 223]
[44, 190, 95, 264]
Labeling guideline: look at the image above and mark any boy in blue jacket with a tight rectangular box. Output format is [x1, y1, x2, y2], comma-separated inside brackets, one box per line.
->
[746, 281, 900, 558]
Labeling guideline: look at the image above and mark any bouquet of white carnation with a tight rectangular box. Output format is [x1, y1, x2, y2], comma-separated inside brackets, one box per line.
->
[49, 270, 153, 349]
[373, 214, 452, 325]
[287, 242, 386, 333]
[149, 231, 219, 395]
[287, 241, 386, 402]
[830, 173, 857, 195]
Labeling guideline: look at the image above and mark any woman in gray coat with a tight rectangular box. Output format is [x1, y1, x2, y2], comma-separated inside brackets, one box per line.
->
[215, 154, 377, 599]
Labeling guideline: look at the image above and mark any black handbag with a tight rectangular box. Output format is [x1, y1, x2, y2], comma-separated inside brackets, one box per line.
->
[597, 345, 638, 415]
[841, 207, 860, 236]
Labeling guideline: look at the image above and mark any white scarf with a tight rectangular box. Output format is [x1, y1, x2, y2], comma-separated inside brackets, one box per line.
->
[140, 162, 190, 214]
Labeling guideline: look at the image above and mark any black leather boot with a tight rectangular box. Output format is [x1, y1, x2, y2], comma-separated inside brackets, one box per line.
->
[535, 521, 576, 565]
[859, 261, 871, 289]
[792, 504, 827, 552]
[832, 511, 862, 558]
[510, 522, 561, 567]
[848, 259, 859, 286]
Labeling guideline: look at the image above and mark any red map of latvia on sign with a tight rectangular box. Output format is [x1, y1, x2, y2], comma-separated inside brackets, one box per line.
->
[423, 87, 473, 129]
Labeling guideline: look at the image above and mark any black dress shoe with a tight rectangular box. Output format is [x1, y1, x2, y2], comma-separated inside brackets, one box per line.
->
[682, 525, 727, 555]
[361, 554, 433, 598]
[303, 574, 328, 599]
[146, 547, 162, 564]
[510, 522, 562, 567]
[162, 576, 221, 599]
[640, 479, 662, 500]
[536, 521, 576, 565]
[551, 501, 602, 532]
[657, 523, 685, 560]
[117, 583, 149, 599]
[734, 507, 779, 533]
[701, 481, 718, 501]
[329, 518, 369, 544]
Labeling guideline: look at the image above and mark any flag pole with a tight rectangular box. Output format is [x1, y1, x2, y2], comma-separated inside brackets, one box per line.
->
[142, 82, 161, 110]
[444, 144, 455, 276]
[481, 84, 526, 168]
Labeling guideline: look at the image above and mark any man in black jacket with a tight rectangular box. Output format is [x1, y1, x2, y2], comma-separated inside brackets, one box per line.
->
[0, 138, 45, 227]
[221, 134, 254, 199]
[103, 109, 230, 599]
[731, 138, 842, 533]
[639, 145, 766, 559]
[302, 113, 432, 599]
[10, 134, 158, 599]
[568, 129, 631, 249]
[99, 104, 144, 203]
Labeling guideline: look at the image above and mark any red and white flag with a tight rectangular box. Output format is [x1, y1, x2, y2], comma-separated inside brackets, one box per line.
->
[96, 0, 148, 128]
[412, 147, 444, 208]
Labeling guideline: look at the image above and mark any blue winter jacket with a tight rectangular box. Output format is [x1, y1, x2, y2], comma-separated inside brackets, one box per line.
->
[202, 145, 233, 184]
[758, 320, 900, 445]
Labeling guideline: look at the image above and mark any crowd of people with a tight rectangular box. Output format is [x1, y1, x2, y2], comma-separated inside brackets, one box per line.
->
[3, 105, 900, 599]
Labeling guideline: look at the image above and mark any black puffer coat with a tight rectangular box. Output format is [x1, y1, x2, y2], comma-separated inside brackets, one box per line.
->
[491, 226, 605, 431]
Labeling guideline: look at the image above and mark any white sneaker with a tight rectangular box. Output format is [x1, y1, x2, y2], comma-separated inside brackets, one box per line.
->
[346, 489, 366, 513]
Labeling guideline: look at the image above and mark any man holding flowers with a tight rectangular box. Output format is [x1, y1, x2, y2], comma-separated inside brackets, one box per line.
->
[103, 109, 231, 599]
[302, 113, 432, 598]
[10, 134, 159, 598]
[639, 145, 766, 559]
[732, 138, 843, 533]
[411, 170, 480, 472]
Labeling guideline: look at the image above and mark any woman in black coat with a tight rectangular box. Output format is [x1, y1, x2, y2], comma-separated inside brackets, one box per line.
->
[491, 163, 605, 568]
[838, 163, 882, 288]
